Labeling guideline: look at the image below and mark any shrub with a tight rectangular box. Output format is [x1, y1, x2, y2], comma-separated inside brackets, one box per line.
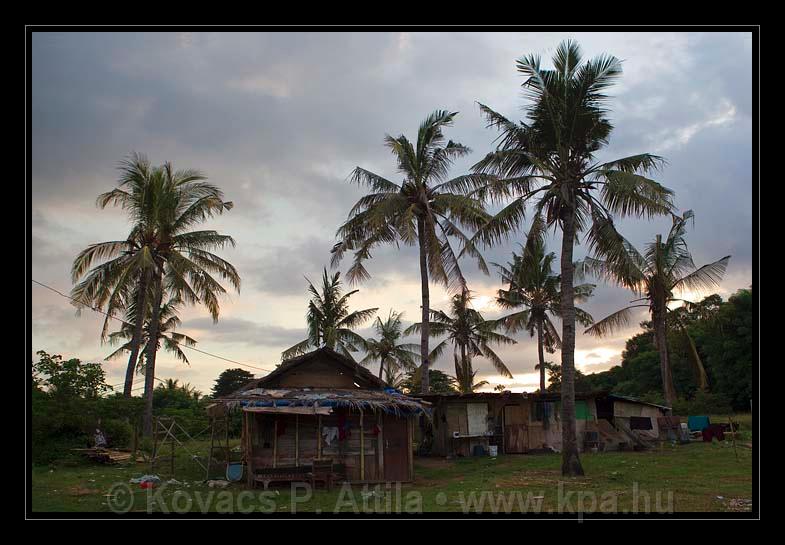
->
[672, 390, 733, 416]
[101, 419, 133, 448]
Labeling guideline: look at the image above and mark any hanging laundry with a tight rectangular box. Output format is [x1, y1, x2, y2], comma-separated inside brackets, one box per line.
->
[322, 426, 339, 446]
[337, 413, 352, 440]
[702, 424, 726, 442]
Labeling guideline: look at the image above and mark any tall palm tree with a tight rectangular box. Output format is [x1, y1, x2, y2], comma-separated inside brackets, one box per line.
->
[360, 311, 421, 381]
[583, 211, 730, 406]
[405, 290, 516, 393]
[105, 292, 197, 372]
[494, 238, 594, 392]
[331, 111, 491, 393]
[72, 153, 240, 435]
[71, 154, 164, 397]
[282, 268, 377, 361]
[470, 41, 675, 476]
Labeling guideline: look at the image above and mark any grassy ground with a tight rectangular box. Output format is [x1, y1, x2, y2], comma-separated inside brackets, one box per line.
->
[31, 426, 753, 515]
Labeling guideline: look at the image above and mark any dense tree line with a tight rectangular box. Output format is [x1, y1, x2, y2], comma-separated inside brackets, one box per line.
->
[548, 289, 752, 413]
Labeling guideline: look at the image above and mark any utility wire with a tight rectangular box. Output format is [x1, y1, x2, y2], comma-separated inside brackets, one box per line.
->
[31, 279, 274, 374]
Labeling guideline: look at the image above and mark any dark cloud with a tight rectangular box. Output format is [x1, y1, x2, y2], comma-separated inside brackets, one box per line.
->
[180, 317, 305, 348]
[31, 31, 753, 392]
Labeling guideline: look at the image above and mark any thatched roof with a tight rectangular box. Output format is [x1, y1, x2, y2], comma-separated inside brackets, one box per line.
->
[217, 387, 430, 417]
[241, 346, 386, 390]
[215, 347, 429, 417]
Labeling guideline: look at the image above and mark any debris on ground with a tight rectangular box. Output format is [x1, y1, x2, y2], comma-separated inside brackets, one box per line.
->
[129, 474, 161, 485]
[207, 479, 230, 488]
[726, 498, 753, 511]
[73, 448, 133, 464]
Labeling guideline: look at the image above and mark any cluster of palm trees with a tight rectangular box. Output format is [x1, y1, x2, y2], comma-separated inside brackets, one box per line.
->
[330, 40, 730, 476]
[69, 41, 731, 479]
[70, 153, 240, 435]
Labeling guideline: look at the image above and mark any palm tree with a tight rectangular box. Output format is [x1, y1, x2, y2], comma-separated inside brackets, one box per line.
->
[72, 153, 240, 435]
[105, 292, 197, 372]
[158, 378, 181, 391]
[583, 211, 730, 406]
[667, 305, 709, 391]
[331, 111, 492, 393]
[360, 311, 420, 381]
[494, 238, 594, 393]
[470, 41, 675, 476]
[405, 290, 516, 393]
[282, 268, 377, 361]
[71, 154, 164, 397]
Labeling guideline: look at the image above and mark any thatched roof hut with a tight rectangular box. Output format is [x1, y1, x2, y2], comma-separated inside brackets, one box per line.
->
[210, 347, 430, 485]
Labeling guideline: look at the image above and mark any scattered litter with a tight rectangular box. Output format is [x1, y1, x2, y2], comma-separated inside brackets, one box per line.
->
[129, 474, 161, 485]
[727, 498, 753, 511]
[207, 479, 230, 488]
[167, 478, 182, 485]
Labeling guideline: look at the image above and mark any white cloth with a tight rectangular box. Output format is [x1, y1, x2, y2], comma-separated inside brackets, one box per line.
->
[322, 426, 339, 446]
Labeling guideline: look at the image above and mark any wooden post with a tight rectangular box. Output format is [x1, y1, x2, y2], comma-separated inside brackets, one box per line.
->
[245, 413, 253, 488]
[170, 430, 175, 477]
[295, 415, 300, 467]
[407, 417, 414, 482]
[151, 416, 157, 474]
[360, 411, 365, 481]
[131, 420, 138, 462]
[225, 414, 230, 465]
[273, 419, 278, 468]
[317, 415, 322, 459]
[377, 413, 384, 479]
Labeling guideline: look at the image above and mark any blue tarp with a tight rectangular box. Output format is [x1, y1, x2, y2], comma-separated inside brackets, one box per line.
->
[688, 415, 710, 431]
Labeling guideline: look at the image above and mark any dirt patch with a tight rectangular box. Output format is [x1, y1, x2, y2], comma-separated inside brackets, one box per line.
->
[67, 486, 100, 496]
[415, 458, 456, 469]
[494, 470, 591, 489]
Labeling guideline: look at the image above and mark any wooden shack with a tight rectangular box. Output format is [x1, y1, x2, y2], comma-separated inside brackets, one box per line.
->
[417, 391, 669, 457]
[214, 347, 429, 485]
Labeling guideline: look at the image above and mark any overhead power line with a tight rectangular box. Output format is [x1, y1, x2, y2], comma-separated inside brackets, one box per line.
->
[31, 278, 274, 374]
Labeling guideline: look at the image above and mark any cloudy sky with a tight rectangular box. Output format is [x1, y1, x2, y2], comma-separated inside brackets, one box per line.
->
[30, 31, 753, 395]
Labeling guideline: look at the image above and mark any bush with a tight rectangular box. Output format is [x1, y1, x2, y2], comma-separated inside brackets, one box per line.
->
[101, 419, 133, 448]
[672, 390, 733, 416]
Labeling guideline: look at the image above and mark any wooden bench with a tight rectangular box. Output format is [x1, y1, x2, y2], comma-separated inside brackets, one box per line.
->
[253, 465, 310, 489]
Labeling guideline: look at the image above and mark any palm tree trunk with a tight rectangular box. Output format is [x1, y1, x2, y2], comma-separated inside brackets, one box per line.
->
[378, 359, 385, 380]
[681, 324, 708, 391]
[559, 203, 584, 477]
[123, 273, 149, 397]
[417, 218, 430, 394]
[460, 344, 469, 393]
[142, 271, 164, 437]
[537, 320, 546, 393]
[653, 304, 678, 407]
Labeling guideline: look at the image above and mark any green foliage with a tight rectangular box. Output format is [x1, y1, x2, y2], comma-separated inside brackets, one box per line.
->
[672, 391, 733, 416]
[361, 310, 420, 381]
[579, 289, 752, 411]
[211, 368, 255, 398]
[100, 419, 133, 448]
[399, 369, 458, 395]
[406, 290, 516, 393]
[32, 350, 112, 399]
[282, 268, 377, 361]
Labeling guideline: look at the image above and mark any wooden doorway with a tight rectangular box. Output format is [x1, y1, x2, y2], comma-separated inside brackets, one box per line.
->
[384, 416, 409, 481]
[503, 405, 528, 453]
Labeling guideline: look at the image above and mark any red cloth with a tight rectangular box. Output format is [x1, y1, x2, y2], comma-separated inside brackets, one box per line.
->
[702, 424, 726, 442]
[337, 414, 351, 440]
